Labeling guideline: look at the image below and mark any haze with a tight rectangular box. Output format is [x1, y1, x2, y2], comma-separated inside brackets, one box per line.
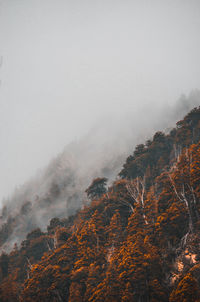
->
[0, 0, 200, 202]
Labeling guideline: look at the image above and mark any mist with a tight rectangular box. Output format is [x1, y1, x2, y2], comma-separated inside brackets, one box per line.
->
[0, 91, 199, 252]
[0, 0, 200, 203]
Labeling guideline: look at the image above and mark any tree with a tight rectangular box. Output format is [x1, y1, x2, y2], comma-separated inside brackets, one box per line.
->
[170, 273, 200, 302]
[85, 178, 108, 200]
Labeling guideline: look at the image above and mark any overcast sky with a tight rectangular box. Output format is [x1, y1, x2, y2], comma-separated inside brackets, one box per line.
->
[0, 0, 200, 202]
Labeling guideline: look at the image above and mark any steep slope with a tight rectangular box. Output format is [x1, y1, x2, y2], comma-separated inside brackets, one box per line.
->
[0, 106, 200, 301]
[0, 92, 199, 253]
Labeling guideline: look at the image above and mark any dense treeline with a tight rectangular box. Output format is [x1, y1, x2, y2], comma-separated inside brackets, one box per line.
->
[0, 107, 200, 301]
[120, 107, 200, 186]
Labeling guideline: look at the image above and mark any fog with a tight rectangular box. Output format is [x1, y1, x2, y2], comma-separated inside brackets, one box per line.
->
[0, 0, 200, 202]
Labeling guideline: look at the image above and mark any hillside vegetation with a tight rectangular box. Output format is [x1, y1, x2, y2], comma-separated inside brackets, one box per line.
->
[1, 107, 200, 301]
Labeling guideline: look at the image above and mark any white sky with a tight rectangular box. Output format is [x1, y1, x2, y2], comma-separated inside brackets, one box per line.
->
[0, 0, 200, 201]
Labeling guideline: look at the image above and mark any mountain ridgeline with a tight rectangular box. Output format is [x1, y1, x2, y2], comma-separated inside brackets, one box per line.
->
[1, 106, 200, 301]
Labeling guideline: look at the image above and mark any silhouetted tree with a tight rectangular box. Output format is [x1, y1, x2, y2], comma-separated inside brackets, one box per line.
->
[85, 177, 108, 200]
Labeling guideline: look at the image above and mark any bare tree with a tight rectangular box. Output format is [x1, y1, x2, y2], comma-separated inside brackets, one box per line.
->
[126, 177, 148, 224]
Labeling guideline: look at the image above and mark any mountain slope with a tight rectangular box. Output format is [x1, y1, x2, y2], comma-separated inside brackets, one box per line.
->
[0, 91, 199, 253]
[0, 106, 200, 301]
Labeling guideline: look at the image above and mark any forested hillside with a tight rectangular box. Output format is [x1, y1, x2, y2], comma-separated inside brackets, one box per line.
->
[1, 93, 198, 253]
[1, 107, 200, 301]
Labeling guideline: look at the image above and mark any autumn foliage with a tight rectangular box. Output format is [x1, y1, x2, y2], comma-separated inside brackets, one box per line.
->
[1, 107, 200, 301]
